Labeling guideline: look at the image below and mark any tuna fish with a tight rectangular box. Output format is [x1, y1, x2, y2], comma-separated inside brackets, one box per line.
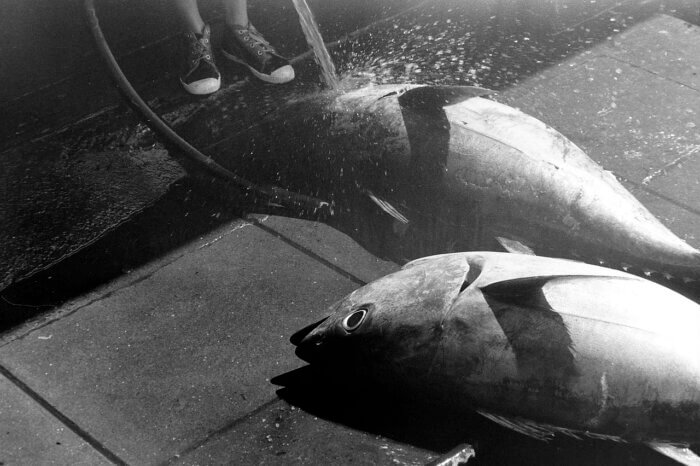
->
[292, 252, 700, 463]
[220, 84, 700, 285]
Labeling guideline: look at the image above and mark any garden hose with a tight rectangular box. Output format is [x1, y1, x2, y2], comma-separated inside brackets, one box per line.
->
[83, 0, 331, 216]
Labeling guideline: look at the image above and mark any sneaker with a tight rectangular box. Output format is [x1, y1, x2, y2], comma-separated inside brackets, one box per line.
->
[222, 23, 295, 84]
[180, 24, 221, 95]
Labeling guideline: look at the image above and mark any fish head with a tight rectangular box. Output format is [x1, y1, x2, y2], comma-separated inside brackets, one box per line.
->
[292, 254, 471, 382]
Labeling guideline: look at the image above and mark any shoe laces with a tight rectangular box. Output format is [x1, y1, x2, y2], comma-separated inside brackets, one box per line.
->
[189, 30, 215, 65]
[238, 25, 276, 55]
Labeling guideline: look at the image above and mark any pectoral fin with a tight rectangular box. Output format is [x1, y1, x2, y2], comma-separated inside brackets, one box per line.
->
[481, 274, 624, 303]
[366, 191, 409, 224]
[480, 276, 561, 303]
[478, 412, 700, 464]
[477, 411, 625, 443]
[647, 442, 700, 466]
[397, 85, 495, 112]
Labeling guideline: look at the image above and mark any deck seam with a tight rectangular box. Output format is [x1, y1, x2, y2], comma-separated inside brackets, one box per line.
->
[601, 53, 700, 92]
[249, 217, 367, 287]
[0, 363, 128, 465]
[0, 220, 257, 348]
[158, 398, 282, 466]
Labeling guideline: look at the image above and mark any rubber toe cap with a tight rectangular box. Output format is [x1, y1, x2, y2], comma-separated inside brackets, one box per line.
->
[181, 77, 221, 95]
[271, 65, 295, 83]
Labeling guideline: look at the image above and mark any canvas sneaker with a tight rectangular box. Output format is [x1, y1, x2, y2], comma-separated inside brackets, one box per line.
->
[222, 23, 294, 84]
[180, 24, 221, 95]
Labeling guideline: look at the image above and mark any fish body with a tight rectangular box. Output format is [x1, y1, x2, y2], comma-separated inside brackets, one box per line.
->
[223, 84, 700, 282]
[293, 252, 700, 443]
[438, 94, 700, 275]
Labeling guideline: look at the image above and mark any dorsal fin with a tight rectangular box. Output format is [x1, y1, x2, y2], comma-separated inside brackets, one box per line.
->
[397, 85, 495, 112]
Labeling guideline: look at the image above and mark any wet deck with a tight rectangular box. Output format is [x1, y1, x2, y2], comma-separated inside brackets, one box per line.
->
[1, 1, 699, 464]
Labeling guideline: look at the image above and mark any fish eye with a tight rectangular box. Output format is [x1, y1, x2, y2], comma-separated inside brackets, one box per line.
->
[342, 308, 367, 332]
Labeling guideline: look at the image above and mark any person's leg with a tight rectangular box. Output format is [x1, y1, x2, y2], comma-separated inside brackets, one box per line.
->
[221, 0, 294, 84]
[174, 0, 221, 95]
[223, 0, 248, 27]
[174, 0, 206, 34]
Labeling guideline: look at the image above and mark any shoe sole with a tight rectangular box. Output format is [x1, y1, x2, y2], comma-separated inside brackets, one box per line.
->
[222, 49, 294, 84]
[180, 77, 221, 95]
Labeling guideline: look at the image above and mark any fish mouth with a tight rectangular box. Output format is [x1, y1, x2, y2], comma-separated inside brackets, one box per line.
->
[291, 316, 329, 364]
[290, 316, 328, 346]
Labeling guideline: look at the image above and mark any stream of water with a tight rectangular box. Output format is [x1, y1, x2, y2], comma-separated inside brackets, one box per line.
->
[291, 0, 341, 89]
